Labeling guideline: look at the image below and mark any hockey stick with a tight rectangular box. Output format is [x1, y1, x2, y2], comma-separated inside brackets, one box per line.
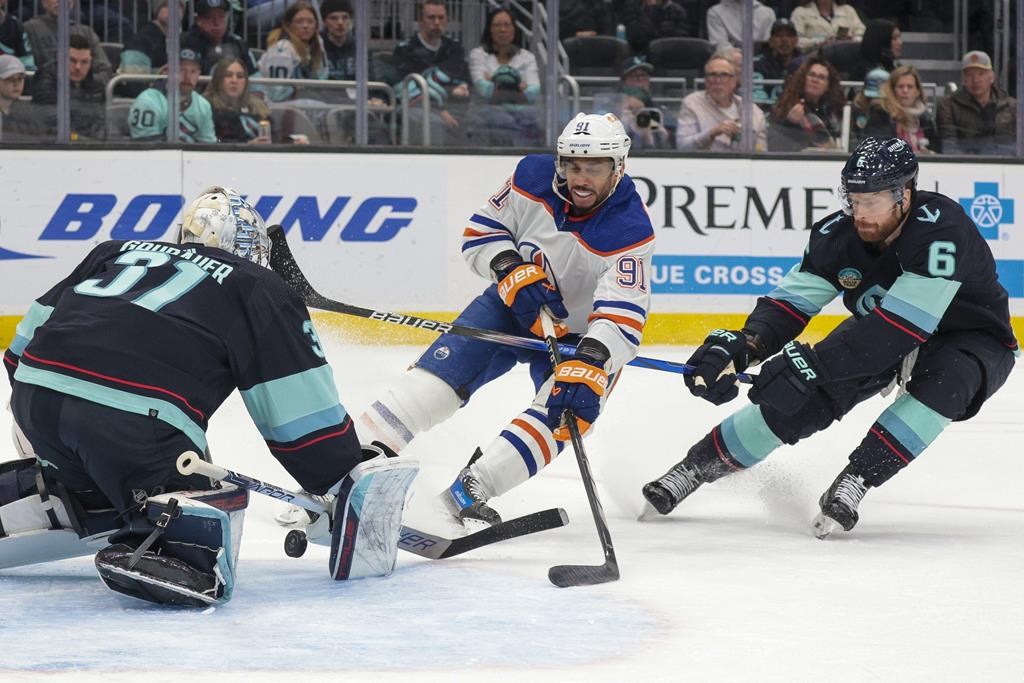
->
[265, 225, 754, 383]
[175, 453, 568, 561]
[539, 314, 620, 588]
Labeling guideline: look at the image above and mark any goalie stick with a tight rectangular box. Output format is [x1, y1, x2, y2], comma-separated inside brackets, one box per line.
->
[265, 225, 754, 384]
[539, 314, 620, 588]
[175, 453, 568, 561]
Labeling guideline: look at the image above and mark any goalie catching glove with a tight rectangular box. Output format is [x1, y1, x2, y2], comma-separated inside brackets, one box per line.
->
[545, 339, 610, 440]
[492, 250, 569, 338]
[748, 341, 830, 416]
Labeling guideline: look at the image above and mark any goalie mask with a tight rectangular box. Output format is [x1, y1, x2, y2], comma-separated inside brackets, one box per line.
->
[553, 112, 631, 209]
[839, 137, 919, 217]
[179, 187, 271, 267]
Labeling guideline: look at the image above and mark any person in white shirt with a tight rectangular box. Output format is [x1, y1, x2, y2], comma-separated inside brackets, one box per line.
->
[790, 0, 866, 52]
[706, 0, 775, 50]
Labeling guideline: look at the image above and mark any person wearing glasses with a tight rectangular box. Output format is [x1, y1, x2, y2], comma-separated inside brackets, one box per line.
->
[768, 55, 844, 151]
[676, 53, 766, 151]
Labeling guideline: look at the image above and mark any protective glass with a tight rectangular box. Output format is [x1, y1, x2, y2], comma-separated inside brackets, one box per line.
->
[557, 157, 615, 180]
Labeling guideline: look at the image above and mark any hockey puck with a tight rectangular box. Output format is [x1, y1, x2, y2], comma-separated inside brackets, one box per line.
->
[284, 530, 308, 558]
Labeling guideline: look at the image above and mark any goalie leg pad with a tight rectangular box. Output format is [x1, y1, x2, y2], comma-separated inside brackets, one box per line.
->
[330, 458, 419, 581]
[95, 489, 248, 607]
[0, 459, 119, 569]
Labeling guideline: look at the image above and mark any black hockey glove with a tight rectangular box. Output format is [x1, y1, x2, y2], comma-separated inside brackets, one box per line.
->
[748, 341, 830, 416]
[685, 329, 763, 405]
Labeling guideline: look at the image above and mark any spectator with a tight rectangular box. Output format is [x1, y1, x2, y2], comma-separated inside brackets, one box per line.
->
[621, 0, 689, 56]
[205, 55, 270, 143]
[559, 0, 614, 40]
[850, 67, 888, 145]
[937, 51, 1016, 155]
[32, 33, 106, 141]
[392, 0, 470, 145]
[0, 0, 33, 69]
[181, 0, 257, 75]
[129, 47, 216, 142]
[0, 54, 37, 140]
[850, 19, 900, 81]
[877, 65, 939, 154]
[676, 53, 766, 151]
[614, 56, 671, 149]
[706, 0, 775, 50]
[752, 18, 803, 107]
[257, 1, 327, 102]
[768, 55, 844, 151]
[789, 0, 865, 52]
[320, 0, 396, 84]
[119, 0, 186, 83]
[24, 0, 113, 86]
[464, 7, 540, 147]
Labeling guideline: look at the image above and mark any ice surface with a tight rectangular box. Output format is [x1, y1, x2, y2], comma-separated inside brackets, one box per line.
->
[2, 342, 1022, 682]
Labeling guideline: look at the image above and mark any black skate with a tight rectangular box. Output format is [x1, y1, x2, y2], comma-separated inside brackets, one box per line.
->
[440, 450, 502, 528]
[641, 462, 704, 516]
[812, 464, 870, 539]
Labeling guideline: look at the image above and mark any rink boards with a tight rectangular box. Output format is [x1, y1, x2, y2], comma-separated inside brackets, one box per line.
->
[1, 149, 1022, 346]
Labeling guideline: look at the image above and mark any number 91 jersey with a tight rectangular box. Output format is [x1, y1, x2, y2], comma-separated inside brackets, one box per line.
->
[4, 240, 351, 493]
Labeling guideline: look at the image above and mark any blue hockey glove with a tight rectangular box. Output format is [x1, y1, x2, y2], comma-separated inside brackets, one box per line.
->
[685, 329, 762, 405]
[492, 251, 569, 338]
[545, 348, 608, 441]
[748, 341, 829, 415]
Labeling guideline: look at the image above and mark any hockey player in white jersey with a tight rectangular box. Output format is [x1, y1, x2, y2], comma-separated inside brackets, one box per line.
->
[356, 113, 655, 526]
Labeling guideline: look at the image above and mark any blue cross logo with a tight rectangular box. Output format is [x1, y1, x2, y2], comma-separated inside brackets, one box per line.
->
[959, 182, 1014, 240]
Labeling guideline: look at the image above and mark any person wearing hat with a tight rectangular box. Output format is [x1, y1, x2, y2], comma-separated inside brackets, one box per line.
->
[24, 0, 113, 86]
[677, 52, 766, 151]
[753, 19, 803, 82]
[128, 48, 216, 142]
[118, 0, 187, 94]
[937, 50, 1016, 155]
[850, 67, 889, 146]
[789, 0, 865, 52]
[0, 54, 38, 141]
[181, 0, 257, 75]
[0, 0, 33, 70]
[617, 56, 671, 150]
[620, 0, 689, 56]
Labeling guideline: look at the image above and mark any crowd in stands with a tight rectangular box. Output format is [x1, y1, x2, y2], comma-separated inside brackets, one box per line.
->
[0, 0, 1017, 154]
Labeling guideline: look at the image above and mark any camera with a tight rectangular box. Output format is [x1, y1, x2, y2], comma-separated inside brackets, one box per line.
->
[635, 108, 662, 130]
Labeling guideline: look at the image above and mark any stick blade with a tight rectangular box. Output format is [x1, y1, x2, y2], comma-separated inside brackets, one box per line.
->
[548, 562, 620, 588]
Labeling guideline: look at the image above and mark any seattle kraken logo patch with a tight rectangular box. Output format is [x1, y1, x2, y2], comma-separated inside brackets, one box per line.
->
[837, 267, 863, 290]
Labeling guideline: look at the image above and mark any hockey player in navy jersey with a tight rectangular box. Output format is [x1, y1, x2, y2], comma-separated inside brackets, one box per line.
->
[345, 113, 655, 527]
[643, 137, 1017, 537]
[1, 187, 417, 606]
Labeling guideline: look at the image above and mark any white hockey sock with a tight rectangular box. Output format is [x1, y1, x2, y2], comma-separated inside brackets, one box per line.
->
[471, 407, 562, 499]
[358, 368, 462, 453]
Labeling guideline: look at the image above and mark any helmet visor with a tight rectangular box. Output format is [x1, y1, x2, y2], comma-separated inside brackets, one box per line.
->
[839, 185, 903, 217]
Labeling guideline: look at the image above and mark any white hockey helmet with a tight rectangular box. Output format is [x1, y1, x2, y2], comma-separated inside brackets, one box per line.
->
[179, 186, 271, 268]
[555, 112, 631, 178]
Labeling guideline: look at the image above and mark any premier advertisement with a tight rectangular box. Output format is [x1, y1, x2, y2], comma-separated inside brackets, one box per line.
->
[1, 150, 1021, 343]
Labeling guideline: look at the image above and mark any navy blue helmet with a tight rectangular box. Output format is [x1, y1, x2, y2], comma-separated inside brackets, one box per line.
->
[839, 137, 919, 213]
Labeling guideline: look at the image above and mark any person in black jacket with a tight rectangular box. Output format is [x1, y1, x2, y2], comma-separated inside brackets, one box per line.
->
[391, 0, 470, 144]
[768, 56, 845, 151]
[31, 33, 106, 141]
[621, 0, 689, 55]
[180, 0, 257, 75]
[205, 55, 271, 143]
[559, 0, 614, 39]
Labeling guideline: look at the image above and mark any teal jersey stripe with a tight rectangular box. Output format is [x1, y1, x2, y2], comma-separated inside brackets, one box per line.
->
[240, 365, 347, 444]
[13, 363, 208, 450]
[877, 394, 950, 457]
[720, 404, 783, 467]
[882, 272, 961, 334]
[10, 303, 54, 356]
[768, 265, 839, 317]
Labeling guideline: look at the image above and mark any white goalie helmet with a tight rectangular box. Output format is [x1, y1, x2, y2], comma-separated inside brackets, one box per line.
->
[179, 186, 271, 268]
[553, 113, 631, 207]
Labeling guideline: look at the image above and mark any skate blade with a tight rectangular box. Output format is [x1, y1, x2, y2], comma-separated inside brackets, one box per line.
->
[811, 513, 843, 539]
[637, 502, 664, 522]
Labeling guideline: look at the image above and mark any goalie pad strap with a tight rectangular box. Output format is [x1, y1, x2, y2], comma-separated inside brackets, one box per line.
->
[33, 465, 63, 531]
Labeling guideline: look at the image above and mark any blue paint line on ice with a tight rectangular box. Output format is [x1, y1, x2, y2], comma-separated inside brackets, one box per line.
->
[0, 563, 659, 672]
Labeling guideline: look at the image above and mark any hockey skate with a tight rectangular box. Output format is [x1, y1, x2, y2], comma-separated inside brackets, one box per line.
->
[641, 462, 704, 517]
[439, 449, 502, 528]
[812, 464, 870, 539]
